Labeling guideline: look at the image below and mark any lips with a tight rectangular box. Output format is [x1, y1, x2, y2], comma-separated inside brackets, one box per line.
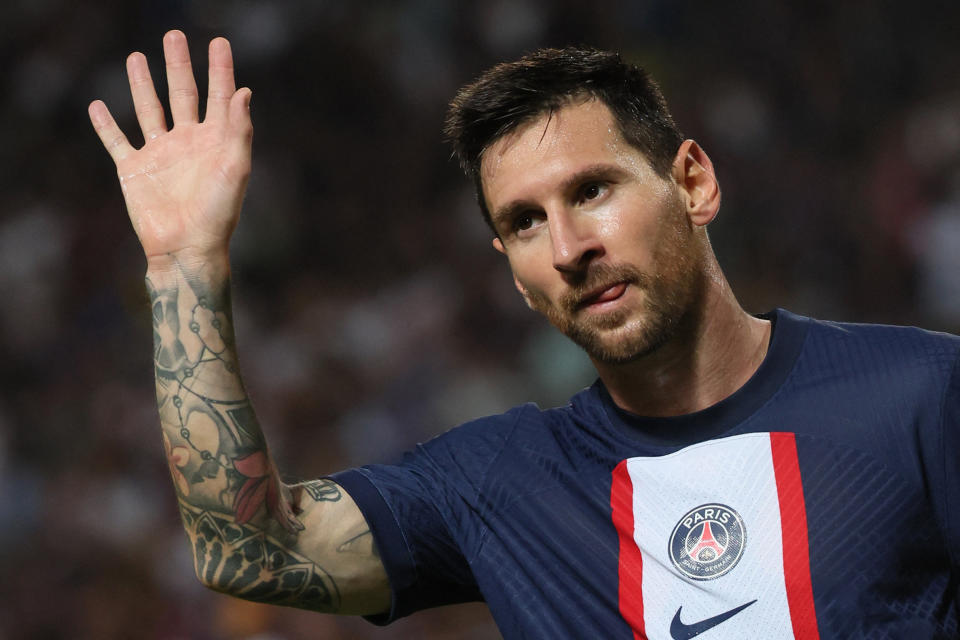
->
[578, 282, 628, 309]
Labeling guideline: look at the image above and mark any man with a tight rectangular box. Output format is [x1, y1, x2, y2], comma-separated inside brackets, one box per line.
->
[90, 31, 959, 638]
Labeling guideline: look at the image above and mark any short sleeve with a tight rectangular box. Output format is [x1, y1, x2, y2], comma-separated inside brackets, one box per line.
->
[329, 406, 531, 624]
[330, 452, 482, 624]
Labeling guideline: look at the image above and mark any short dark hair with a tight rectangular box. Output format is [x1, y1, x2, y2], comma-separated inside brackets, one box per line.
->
[444, 47, 684, 232]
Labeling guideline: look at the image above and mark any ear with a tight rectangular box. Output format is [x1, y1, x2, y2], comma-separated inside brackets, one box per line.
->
[671, 139, 721, 226]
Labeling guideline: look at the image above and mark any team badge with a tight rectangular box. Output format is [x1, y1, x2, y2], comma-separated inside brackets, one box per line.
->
[669, 503, 746, 580]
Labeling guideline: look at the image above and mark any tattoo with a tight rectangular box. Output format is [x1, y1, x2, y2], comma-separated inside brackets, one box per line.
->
[180, 500, 341, 612]
[148, 269, 302, 536]
[301, 479, 342, 503]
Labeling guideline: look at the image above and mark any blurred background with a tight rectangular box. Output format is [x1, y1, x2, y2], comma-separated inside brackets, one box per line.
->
[2, 0, 960, 638]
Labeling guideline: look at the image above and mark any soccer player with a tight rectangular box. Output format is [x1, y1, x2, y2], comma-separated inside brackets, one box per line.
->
[89, 30, 960, 638]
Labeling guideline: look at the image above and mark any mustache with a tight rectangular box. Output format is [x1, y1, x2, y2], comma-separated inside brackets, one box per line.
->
[558, 263, 646, 312]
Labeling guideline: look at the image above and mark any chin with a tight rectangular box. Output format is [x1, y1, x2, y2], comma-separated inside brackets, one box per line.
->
[567, 315, 678, 365]
[533, 272, 695, 364]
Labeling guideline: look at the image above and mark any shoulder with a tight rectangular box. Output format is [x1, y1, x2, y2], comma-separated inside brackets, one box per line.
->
[411, 393, 606, 493]
[417, 401, 572, 470]
[785, 309, 960, 395]
[801, 312, 960, 361]
[805, 311, 959, 343]
[418, 404, 538, 462]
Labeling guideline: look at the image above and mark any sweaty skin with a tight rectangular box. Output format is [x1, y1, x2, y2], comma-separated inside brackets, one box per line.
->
[482, 99, 771, 417]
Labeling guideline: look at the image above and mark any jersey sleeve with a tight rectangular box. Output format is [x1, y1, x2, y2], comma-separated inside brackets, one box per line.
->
[329, 407, 527, 624]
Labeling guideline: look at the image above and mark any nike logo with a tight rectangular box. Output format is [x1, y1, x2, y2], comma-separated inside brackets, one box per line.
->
[670, 599, 757, 639]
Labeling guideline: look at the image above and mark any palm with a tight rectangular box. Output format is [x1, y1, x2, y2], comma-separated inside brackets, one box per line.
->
[117, 123, 245, 259]
[89, 32, 251, 263]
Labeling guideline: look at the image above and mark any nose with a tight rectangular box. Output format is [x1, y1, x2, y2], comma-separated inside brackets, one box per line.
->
[550, 208, 604, 273]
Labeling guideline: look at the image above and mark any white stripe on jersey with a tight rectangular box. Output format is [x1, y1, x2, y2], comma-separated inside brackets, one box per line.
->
[622, 433, 803, 639]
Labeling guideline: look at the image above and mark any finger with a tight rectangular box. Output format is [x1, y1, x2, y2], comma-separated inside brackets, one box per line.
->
[126, 51, 168, 141]
[204, 37, 236, 124]
[88, 99, 134, 163]
[163, 30, 199, 125]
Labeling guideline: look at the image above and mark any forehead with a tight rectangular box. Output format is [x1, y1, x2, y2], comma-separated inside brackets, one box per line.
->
[479, 99, 653, 204]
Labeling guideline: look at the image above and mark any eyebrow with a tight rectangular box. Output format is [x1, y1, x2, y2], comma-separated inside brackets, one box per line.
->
[490, 163, 631, 228]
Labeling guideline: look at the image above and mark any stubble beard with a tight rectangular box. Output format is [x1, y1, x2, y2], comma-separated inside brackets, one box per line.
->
[526, 236, 701, 366]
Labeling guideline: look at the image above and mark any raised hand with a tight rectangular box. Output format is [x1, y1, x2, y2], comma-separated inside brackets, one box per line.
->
[89, 30, 252, 268]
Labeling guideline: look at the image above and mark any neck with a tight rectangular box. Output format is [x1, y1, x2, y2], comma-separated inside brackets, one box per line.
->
[593, 262, 771, 417]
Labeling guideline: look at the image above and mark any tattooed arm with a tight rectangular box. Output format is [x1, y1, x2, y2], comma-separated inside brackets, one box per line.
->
[88, 31, 390, 615]
[147, 263, 388, 614]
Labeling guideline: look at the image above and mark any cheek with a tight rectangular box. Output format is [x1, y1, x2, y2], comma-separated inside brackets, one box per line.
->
[626, 195, 688, 263]
[594, 206, 623, 238]
[593, 185, 676, 249]
[505, 244, 552, 288]
[650, 211, 698, 282]
[601, 211, 664, 269]
[512, 267, 548, 299]
[522, 286, 554, 314]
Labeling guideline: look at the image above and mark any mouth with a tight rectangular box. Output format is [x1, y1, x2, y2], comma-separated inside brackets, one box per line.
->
[576, 282, 628, 311]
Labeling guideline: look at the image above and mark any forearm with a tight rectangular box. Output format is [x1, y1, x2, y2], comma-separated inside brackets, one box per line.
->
[147, 257, 389, 614]
[147, 256, 316, 598]
[148, 255, 277, 520]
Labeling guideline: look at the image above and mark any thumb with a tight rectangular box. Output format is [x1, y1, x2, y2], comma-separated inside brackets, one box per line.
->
[213, 88, 253, 188]
[228, 88, 254, 144]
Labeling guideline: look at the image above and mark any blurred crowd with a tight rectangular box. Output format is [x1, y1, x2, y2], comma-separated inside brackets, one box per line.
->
[2, 0, 960, 638]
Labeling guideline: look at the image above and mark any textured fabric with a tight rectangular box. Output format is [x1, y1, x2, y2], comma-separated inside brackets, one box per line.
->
[331, 309, 960, 639]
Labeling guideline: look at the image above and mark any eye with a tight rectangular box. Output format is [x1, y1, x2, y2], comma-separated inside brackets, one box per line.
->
[515, 214, 532, 231]
[578, 181, 607, 204]
[512, 211, 540, 233]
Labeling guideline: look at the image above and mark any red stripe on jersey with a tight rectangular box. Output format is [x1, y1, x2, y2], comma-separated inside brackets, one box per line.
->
[611, 460, 647, 639]
[770, 432, 820, 639]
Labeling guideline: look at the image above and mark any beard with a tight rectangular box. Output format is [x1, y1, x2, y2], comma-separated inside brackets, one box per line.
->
[524, 233, 702, 365]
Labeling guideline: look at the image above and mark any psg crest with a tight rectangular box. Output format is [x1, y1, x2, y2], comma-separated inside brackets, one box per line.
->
[669, 503, 746, 580]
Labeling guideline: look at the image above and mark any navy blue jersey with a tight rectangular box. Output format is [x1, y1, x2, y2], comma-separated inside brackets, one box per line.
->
[332, 309, 960, 638]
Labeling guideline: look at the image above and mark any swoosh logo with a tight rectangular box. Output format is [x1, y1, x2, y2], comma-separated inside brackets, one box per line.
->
[670, 599, 757, 639]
